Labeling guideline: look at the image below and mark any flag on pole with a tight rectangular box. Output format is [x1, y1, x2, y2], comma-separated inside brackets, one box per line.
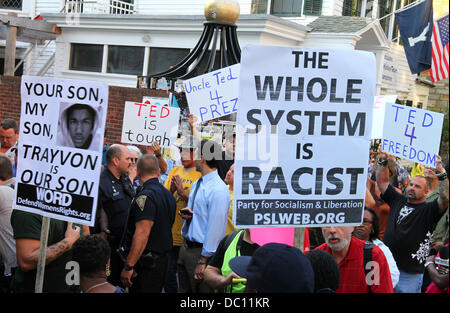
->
[429, 14, 449, 83]
[395, 0, 433, 74]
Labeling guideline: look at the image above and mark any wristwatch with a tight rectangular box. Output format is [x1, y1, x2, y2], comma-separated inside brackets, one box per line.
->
[155, 153, 162, 158]
[124, 263, 134, 271]
[436, 171, 448, 181]
[424, 261, 434, 268]
[378, 159, 388, 167]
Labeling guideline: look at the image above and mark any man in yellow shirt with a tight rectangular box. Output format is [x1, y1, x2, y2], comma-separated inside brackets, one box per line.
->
[163, 136, 201, 293]
[224, 163, 236, 236]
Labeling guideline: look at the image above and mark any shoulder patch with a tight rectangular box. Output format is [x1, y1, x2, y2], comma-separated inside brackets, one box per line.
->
[136, 195, 147, 211]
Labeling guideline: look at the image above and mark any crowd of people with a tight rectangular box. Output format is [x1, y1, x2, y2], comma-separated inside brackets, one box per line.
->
[0, 116, 448, 294]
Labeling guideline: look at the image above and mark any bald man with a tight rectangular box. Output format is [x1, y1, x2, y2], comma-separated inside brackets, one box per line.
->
[376, 153, 448, 293]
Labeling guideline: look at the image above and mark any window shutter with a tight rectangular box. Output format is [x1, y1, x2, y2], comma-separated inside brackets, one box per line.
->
[303, 0, 322, 15]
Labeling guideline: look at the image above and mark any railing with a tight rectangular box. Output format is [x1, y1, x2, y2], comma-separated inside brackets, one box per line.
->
[0, 0, 22, 10]
[63, 0, 136, 15]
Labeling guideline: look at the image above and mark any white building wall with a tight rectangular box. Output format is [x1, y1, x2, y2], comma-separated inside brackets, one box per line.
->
[320, 0, 342, 16]
[35, 0, 64, 15]
[381, 42, 425, 104]
[333, 0, 344, 15]
[137, 0, 253, 15]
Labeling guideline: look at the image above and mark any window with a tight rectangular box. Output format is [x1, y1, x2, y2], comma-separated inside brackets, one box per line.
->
[70, 44, 103, 72]
[148, 48, 190, 75]
[107, 45, 144, 75]
[271, 0, 303, 16]
[391, 0, 415, 43]
[251, 0, 269, 13]
[110, 0, 135, 14]
[0, 0, 22, 10]
[303, 0, 322, 15]
[378, 0, 394, 35]
[0, 58, 23, 76]
[342, 0, 363, 16]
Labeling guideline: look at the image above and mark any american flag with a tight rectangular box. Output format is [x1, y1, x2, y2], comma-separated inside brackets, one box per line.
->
[429, 14, 449, 82]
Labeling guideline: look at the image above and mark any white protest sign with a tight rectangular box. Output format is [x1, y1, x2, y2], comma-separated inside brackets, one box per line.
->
[381, 104, 444, 167]
[183, 63, 239, 122]
[14, 76, 108, 226]
[371, 95, 397, 139]
[234, 45, 376, 228]
[121, 101, 180, 147]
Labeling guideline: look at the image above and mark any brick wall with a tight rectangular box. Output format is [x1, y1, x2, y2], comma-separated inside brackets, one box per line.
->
[0, 75, 169, 145]
[427, 77, 449, 166]
[427, 78, 449, 110]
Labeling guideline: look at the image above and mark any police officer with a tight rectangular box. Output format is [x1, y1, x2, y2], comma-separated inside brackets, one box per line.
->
[97, 144, 135, 287]
[119, 154, 176, 293]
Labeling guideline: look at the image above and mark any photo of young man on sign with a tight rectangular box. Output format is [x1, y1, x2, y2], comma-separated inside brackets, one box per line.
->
[57, 102, 103, 152]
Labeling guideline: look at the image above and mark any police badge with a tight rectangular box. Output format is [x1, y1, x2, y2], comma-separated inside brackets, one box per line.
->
[136, 195, 147, 211]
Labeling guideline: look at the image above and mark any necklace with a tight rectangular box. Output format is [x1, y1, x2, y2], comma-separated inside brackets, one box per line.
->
[85, 281, 109, 293]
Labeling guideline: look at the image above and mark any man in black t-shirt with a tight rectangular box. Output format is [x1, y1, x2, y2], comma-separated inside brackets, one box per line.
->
[203, 229, 259, 293]
[10, 211, 80, 293]
[376, 153, 449, 293]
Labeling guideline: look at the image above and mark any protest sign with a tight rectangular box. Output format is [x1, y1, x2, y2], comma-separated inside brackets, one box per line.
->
[14, 76, 108, 226]
[121, 101, 180, 147]
[371, 95, 397, 139]
[233, 45, 376, 228]
[381, 104, 444, 167]
[183, 64, 239, 122]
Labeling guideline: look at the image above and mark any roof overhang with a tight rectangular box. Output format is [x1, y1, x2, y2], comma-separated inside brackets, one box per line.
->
[40, 13, 311, 46]
[304, 16, 390, 51]
[0, 14, 58, 43]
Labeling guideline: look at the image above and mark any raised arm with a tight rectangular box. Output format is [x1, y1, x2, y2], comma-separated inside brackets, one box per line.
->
[188, 114, 201, 140]
[376, 153, 390, 195]
[435, 155, 449, 214]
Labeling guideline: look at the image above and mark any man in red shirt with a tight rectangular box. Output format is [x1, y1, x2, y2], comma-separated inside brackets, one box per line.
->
[317, 226, 393, 293]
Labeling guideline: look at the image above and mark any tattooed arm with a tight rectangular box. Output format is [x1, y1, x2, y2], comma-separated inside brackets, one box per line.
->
[435, 155, 449, 214]
[376, 152, 390, 195]
[15, 222, 80, 272]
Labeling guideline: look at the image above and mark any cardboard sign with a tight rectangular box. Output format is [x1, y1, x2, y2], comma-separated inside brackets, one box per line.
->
[371, 95, 397, 139]
[121, 101, 180, 147]
[233, 45, 376, 228]
[184, 64, 240, 122]
[382, 103, 444, 167]
[14, 76, 108, 226]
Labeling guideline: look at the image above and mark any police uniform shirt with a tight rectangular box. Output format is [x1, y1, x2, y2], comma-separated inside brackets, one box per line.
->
[123, 177, 176, 255]
[98, 168, 134, 237]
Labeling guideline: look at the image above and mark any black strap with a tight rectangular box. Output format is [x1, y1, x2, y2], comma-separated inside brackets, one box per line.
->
[116, 184, 145, 262]
[222, 230, 245, 257]
[363, 241, 374, 277]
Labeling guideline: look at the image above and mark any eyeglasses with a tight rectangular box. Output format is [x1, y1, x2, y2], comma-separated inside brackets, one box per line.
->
[130, 158, 138, 163]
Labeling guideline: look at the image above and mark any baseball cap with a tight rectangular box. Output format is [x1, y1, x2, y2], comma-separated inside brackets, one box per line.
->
[229, 243, 314, 293]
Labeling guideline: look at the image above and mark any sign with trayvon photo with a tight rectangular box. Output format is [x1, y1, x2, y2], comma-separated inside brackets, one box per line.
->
[14, 76, 108, 226]
[233, 45, 376, 228]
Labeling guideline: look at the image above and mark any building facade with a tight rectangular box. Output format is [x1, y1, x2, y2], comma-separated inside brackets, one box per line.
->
[1, 0, 448, 109]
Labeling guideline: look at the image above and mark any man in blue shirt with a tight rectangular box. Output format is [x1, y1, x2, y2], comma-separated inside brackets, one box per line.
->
[178, 140, 230, 293]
